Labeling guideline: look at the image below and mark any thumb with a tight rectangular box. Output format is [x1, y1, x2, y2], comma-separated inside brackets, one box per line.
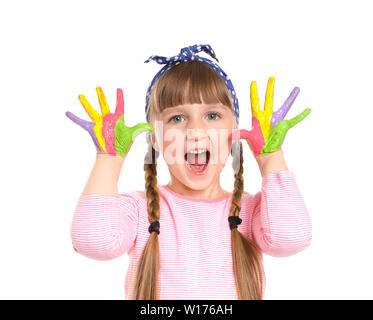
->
[130, 123, 154, 141]
[229, 127, 264, 156]
[229, 129, 253, 141]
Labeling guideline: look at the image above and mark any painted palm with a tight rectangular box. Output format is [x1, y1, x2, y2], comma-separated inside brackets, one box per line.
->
[229, 77, 311, 156]
[66, 87, 153, 157]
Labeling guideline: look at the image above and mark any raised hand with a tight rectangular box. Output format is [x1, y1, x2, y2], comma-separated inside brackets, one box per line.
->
[229, 77, 311, 156]
[66, 87, 154, 157]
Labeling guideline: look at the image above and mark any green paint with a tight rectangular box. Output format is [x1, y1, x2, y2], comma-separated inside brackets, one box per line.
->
[260, 108, 311, 155]
[114, 115, 154, 157]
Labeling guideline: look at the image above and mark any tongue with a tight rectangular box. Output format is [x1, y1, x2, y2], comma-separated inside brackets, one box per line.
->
[188, 163, 206, 174]
[187, 152, 207, 165]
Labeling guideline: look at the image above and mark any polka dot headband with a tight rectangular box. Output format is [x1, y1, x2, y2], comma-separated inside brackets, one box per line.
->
[144, 44, 240, 126]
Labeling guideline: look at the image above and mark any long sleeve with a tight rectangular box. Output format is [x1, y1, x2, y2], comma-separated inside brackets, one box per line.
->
[70, 193, 139, 260]
[251, 170, 312, 257]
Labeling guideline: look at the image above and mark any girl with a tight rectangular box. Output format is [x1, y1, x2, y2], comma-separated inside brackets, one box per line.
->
[66, 44, 312, 300]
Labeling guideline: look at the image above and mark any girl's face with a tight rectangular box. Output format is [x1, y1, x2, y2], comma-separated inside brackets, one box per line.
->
[152, 102, 235, 191]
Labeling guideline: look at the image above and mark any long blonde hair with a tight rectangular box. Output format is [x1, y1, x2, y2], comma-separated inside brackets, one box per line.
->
[133, 60, 263, 299]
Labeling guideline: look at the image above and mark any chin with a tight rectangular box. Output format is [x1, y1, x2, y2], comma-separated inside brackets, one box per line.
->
[165, 145, 230, 190]
[170, 161, 224, 191]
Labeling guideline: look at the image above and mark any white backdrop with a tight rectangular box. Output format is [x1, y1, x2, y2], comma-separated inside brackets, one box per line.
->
[0, 0, 372, 299]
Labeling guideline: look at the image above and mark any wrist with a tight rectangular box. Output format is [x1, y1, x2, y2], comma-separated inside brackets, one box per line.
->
[255, 147, 282, 162]
[96, 151, 126, 164]
[255, 147, 288, 176]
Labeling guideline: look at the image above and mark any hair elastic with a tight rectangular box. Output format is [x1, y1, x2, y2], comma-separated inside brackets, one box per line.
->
[149, 220, 160, 235]
[228, 216, 242, 229]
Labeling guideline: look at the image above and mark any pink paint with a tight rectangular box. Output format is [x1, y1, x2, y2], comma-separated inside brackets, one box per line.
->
[229, 116, 264, 156]
[102, 113, 120, 155]
[101, 89, 125, 155]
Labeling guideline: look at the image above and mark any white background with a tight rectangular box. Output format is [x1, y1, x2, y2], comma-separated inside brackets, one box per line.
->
[0, 0, 372, 299]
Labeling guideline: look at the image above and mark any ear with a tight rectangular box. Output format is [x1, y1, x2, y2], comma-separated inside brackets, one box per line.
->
[151, 131, 160, 152]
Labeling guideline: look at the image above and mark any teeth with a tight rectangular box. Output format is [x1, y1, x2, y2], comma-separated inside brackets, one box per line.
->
[187, 149, 207, 154]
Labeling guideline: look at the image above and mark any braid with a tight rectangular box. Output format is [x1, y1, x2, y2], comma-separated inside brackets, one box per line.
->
[133, 132, 161, 300]
[229, 140, 264, 299]
[230, 140, 244, 216]
[144, 140, 160, 221]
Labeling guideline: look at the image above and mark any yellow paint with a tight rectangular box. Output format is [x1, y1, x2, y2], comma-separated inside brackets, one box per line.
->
[250, 77, 275, 139]
[78, 87, 108, 152]
[96, 86, 111, 116]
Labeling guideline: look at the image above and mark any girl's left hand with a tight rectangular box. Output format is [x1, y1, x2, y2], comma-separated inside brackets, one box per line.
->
[229, 77, 311, 157]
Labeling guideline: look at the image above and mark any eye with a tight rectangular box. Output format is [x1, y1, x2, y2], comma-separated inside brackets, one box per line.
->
[206, 112, 221, 121]
[169, 114, 185, 123]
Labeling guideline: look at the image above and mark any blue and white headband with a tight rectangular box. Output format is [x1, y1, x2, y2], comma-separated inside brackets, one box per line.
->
[144, 44, 240, 126]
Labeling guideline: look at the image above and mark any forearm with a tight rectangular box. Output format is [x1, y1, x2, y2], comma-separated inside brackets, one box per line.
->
[252, 170, 312, 257]
[255, 147, 288, 177]
[82, 152, 125, 196]
[71, 192, 138, 260]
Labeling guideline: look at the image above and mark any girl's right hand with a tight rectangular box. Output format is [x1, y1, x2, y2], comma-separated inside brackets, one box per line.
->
[66, 87, 154, 157]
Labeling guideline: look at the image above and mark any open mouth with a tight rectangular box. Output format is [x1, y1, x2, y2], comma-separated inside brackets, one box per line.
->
[184, 150, 210, 175]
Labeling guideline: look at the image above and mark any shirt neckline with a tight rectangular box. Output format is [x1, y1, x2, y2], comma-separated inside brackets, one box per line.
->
[160, 185, 232, 203]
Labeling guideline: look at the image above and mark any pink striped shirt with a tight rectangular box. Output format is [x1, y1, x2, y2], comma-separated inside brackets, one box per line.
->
[71, 170, 312, 299]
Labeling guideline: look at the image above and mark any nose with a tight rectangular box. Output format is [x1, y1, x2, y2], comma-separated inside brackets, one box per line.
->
[186, 128, 208, 141]
[186, 120, 208, 143]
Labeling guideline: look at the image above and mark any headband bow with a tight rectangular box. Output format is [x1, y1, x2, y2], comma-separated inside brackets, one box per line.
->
[144, 44, 219, 64]
[144, 44, 240, 125]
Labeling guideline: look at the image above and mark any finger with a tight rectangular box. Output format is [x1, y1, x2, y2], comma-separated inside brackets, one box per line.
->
[229, 118, 264, 156]
[262, 77, 275, 139]
[281, 86, 300, 117]
[250, 81, 261, 119]
[271, 87, 300, 127]
[65, 111, 92, 130]
[96, 87, 111, 116]
[287, 108, 311, 129]
[131, 123, 154, 140]
[229, 129, 254, 155]
[78, 94, 101, 123]
[115, 88, 124, 116]
[250, 116, 265, 155]
[66, 111, 102, 151]
[264, 77, 275, 117]
[229, 129, 252, 140]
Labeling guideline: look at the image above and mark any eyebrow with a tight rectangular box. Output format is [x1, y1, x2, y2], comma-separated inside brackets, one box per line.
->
[163, 104, 228, 114]
[206, 104, 227, 110]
